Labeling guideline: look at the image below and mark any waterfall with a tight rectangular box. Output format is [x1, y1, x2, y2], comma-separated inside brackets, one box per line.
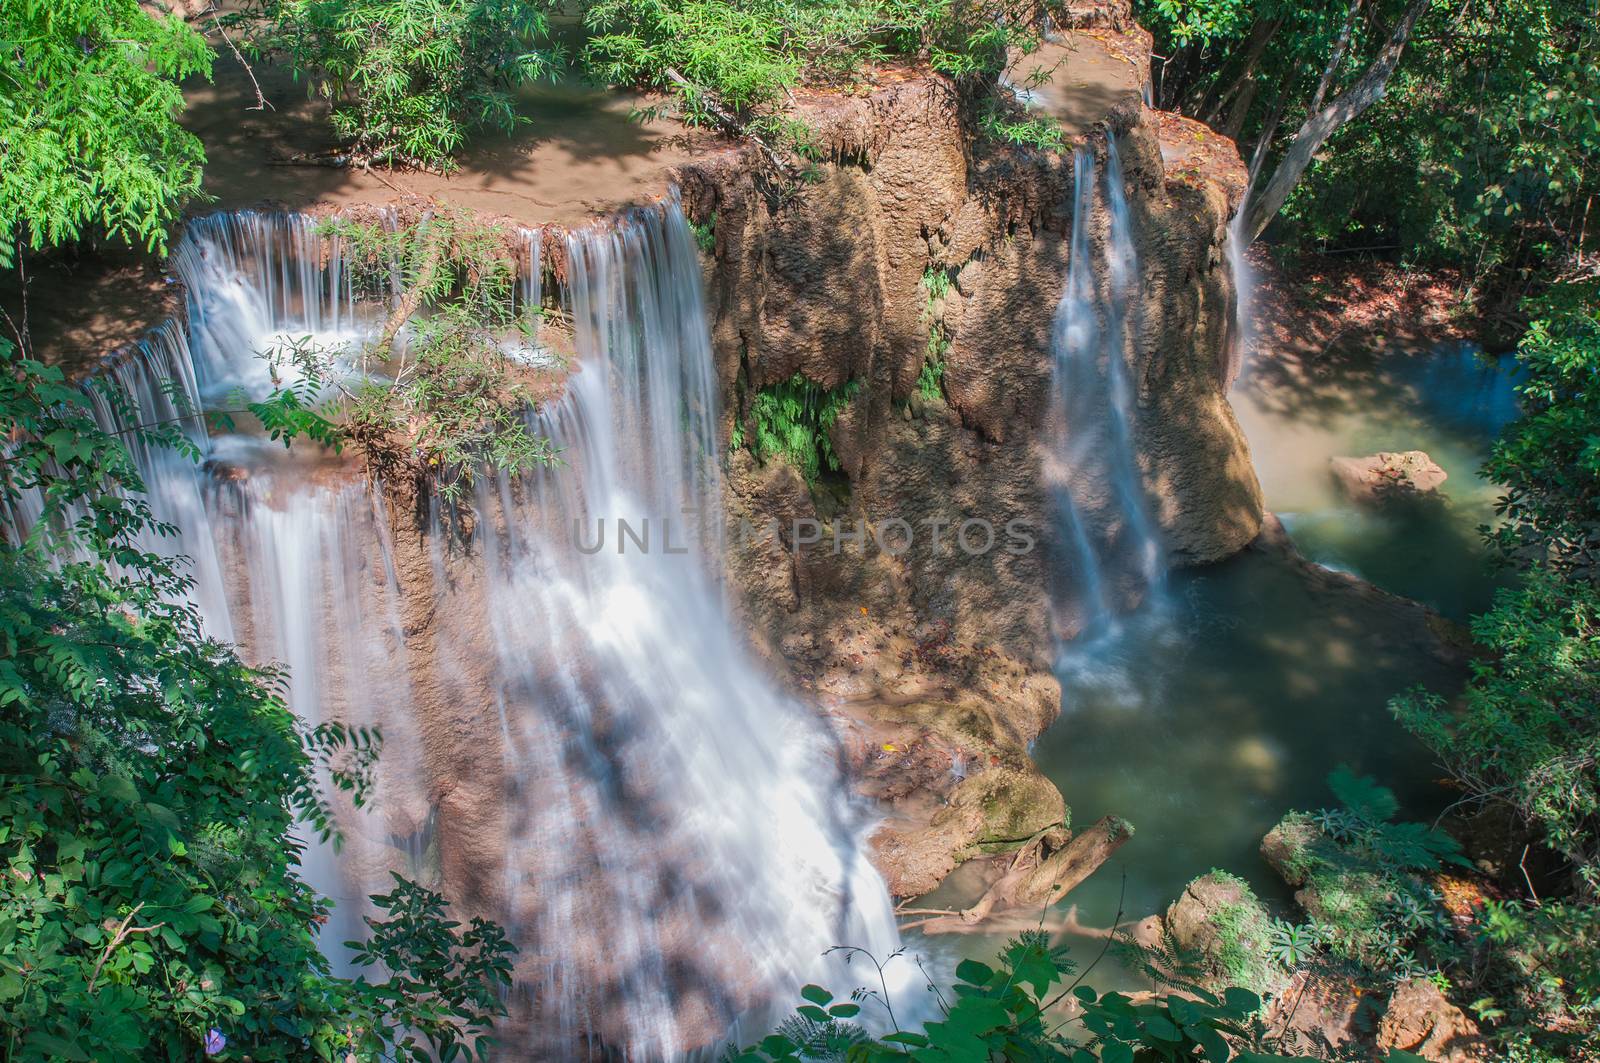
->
[1048, 139, 1163, 639]
[446, 209, 899, 1057]
[1223, 209, 1255, 390]
[8, 199, 900, 1058]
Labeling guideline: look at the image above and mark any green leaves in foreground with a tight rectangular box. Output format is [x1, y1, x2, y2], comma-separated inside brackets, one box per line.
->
[728, 931, 1291, 1062]
[0, 0, 211, 266]
[0, 343, 516, 1059]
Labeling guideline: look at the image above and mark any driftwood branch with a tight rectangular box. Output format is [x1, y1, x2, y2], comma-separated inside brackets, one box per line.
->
[904, 817, 1133, 935]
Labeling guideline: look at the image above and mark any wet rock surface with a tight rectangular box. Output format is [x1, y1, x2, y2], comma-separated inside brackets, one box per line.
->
[1377, 978, 1490, 1062]
[670, 55, 1263, 893]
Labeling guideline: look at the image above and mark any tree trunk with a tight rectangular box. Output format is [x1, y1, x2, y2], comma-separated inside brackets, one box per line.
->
[1309, 0, 1365, 115]
[1240, 0, 1432, 244]
[1220, 78, 1260, 141]
[1200, 17, 1283, 127]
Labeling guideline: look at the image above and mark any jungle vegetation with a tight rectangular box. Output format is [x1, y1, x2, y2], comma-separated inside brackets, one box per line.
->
[2, 0, 1597, 1058]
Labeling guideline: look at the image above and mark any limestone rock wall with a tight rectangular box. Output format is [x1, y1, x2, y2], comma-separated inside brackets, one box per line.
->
[673, 71, 1262, 894]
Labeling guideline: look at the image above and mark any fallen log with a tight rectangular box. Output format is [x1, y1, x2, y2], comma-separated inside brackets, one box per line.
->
[903, 816, 1134, 934]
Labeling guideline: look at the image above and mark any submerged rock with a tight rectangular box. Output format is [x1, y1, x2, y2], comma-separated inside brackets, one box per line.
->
[1330, 450, 1448, 504]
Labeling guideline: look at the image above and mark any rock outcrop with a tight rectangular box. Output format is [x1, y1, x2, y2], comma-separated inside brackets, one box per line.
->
[1331, 450, 1449, 504]
[1164, 871, 1282, 996]
[1377, 978, 1489, 1062]
[672, 46, 1263, 893]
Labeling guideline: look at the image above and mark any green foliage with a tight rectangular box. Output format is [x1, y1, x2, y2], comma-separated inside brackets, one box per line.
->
[1392, 571, 1600, 892]
[917, 266, 952, 402]
[1387, 285, 1600, 1054]
[1482, 281, 1600, 577]
[1204, 872, 1280, 996]
[691, 212, 719, 253]
[0, 344, 516, 1059]
[0, 0, 211, 266]
[583, 0, 1059, 127]
[345, 875, 516, 1061]
[740, 373, 861, 483]
[728, 933, 1293, 1062]
[977, 101, 1066, 151]
[1142, 0, 1597, 287]
[282, 211, 557, 504]
[1282, 0, 1597, 279]
[1269, 771, 1466, 985]
[236, 0, 564, 168]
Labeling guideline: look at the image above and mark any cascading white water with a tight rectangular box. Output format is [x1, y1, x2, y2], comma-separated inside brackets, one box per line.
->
[431, 207, 901, 1057]
[1223, 209, 1255, 390]
[8, 199, 902, 1058]
[1048, 138, 1163, 639]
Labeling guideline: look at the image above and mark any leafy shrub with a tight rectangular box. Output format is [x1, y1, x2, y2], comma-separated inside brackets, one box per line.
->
[726, 941, 1286, 1063]
[1481, 281, 1600, 578]
[977, 97, 1066, 150]
[727, 933, 1290, 1062]
[1267, 770, 1467, 985]
[739, 373, 862, 483]
[270, 211, 557, 504]
[236, 0, 565, 168]
[583, 0, 1060, 129]
[1393, 571, 1600, 896]
[0, 0, 211, 266]
[0, 346, 516, 1059]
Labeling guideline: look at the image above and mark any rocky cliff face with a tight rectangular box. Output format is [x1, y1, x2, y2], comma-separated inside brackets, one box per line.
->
[671, 59, 1262, 894]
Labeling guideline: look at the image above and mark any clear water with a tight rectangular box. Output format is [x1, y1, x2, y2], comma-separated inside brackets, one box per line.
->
[1234, 340, 1522, 620]
[912, 338, 1516, 985]
[912, 217, 1519, 982]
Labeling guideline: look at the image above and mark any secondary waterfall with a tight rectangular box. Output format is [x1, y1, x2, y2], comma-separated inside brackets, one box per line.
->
[8, 199, 900, 1058]
[1048, 139, 1163, 639]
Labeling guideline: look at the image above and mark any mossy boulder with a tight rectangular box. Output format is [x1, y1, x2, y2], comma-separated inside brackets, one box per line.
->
[871, 747, 1067, 897]
[942, 766, 1068, 858]
[1165, 870, 1282, 996]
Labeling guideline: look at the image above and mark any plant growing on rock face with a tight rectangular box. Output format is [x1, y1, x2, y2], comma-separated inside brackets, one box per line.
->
[917, 266, 953, 403]
[738, 373, 861, 484]
[261, 211, 558, 506]
[1265, 769, 1467, 987]
[233, 0, 565, 169]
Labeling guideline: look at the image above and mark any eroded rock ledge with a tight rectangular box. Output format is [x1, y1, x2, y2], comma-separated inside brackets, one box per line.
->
[671, 54, 1262, 895]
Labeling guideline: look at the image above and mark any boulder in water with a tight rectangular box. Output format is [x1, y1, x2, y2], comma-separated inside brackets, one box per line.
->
[1330, 450, 1448, 504]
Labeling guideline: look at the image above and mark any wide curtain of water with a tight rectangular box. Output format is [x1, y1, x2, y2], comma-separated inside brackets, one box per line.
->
[6, 200, 901, 1059]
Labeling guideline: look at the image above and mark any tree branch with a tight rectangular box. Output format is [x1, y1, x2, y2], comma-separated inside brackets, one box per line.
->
[1240, 0, 1432, 244]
